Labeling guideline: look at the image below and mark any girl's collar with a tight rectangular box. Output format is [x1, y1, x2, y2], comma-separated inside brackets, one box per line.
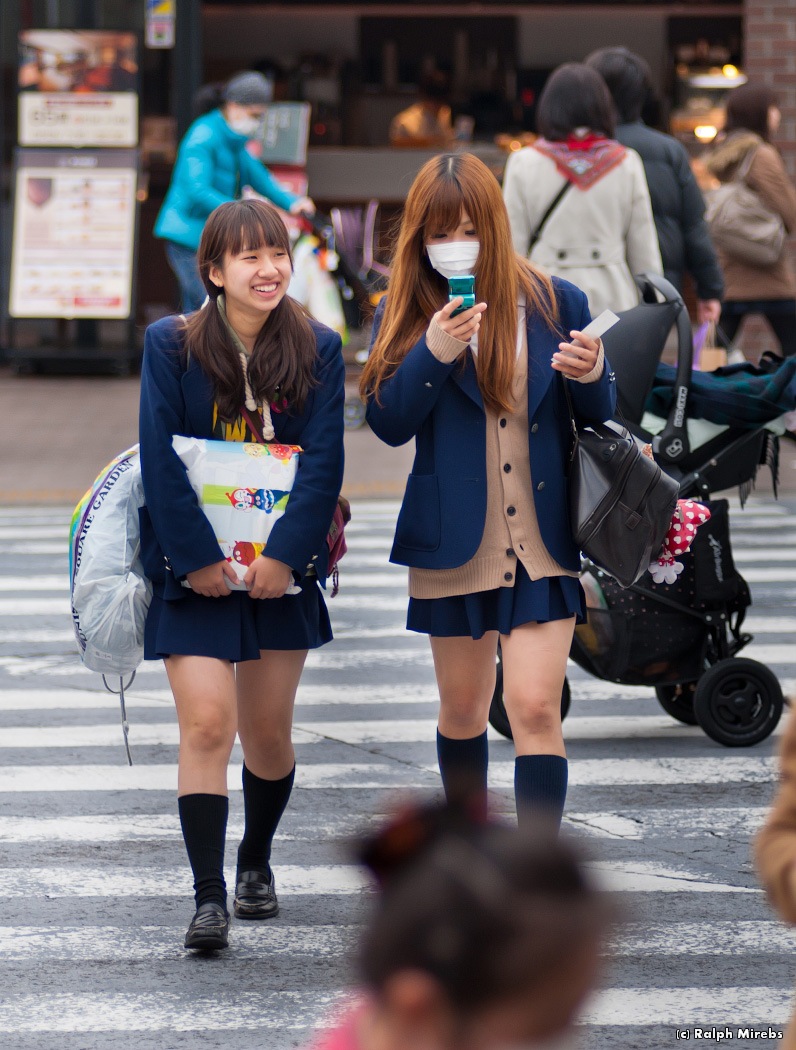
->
[216, 294, 251, 357]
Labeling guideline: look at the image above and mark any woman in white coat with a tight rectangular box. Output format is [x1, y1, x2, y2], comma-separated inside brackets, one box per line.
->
[503, 63, 662, 317]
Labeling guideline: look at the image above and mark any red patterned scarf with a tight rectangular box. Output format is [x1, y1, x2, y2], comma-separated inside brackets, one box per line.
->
[533, 134, 627, 190]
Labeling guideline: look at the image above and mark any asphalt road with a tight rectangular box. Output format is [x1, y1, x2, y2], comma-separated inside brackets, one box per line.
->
[1, 497, 795, 1048]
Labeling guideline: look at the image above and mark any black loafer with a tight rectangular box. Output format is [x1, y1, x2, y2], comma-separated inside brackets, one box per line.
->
[234, 868, 279, 920]
[184, 902, 230, 950]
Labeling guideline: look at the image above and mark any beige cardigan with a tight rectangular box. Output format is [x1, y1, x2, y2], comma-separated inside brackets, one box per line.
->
[409, 317, 602, 600]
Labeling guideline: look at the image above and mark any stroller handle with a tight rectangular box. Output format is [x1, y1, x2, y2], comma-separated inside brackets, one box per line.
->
[634, 272, 693, 466]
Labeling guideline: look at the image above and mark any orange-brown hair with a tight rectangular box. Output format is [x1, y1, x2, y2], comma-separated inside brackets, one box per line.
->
[360, 153, 559, 414]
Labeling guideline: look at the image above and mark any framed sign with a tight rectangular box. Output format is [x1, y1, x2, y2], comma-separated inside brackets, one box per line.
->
[258, 103, 311, 166]
[9, 149, 139, 320]
[18, 30, 138, 147]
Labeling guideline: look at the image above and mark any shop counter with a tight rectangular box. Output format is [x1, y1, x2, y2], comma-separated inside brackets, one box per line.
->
[305, 145, 507, 205]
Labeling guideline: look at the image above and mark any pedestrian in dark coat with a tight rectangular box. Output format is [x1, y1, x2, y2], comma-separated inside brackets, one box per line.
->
[139, 198, 345, 952]
[361, 153, 616, 831]
[586, 47, 724, 325]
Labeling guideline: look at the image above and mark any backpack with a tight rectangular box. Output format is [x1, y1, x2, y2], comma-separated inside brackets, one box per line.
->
[69, 445, 151, 678]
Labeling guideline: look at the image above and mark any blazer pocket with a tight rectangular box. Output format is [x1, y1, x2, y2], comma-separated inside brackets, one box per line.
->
[395, 474, 441, 553]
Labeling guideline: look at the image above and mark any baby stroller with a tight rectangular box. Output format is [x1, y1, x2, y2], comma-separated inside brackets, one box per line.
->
[489, 274, 785, 748]
[304, 205, 390, 428]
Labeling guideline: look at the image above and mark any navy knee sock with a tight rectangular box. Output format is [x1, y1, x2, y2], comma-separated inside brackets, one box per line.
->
[178, 793, 228, 910]
[236, 764, 295, 876]
[514, 754, 568, 830]
[436, 729, 488, 806]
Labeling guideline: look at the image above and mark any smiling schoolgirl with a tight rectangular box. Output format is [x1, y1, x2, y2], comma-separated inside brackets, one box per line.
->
[361, 153, 616, 828]
[139, 198, 345, 950]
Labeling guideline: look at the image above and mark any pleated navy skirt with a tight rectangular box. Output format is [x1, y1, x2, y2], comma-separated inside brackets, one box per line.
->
[406, 562, 585, 639]
[144, 575, 332, 662]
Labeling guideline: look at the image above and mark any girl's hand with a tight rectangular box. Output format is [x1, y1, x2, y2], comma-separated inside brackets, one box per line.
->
[432, 297, 487, 344]
[552, 330, 601, 379]
[186, 560, 237, 597]
[244, 555, 294, 599]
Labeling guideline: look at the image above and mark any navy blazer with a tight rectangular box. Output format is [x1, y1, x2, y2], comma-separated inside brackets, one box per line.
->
[139, 315, 345, 600]
[365, 277, 616, 573]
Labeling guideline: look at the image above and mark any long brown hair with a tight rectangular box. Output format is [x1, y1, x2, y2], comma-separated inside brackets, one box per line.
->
[183, 198, 316, 421]
[361, 153, 559, 414]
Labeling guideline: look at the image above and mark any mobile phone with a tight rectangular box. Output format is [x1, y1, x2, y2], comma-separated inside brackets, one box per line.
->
[448, 275, 475, 317]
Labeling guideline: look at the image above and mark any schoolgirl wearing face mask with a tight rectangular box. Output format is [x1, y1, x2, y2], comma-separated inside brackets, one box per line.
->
[155, 71, 315, 313]
[361, 153, 616, 830]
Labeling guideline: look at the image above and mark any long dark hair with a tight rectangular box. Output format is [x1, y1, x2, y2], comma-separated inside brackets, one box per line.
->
[725, 82, 778, 141]
[357, 800, 609, 1017]
[536, 63, 616, 141]
[361, 152, 558, 414]
[183, 198, 316, 421]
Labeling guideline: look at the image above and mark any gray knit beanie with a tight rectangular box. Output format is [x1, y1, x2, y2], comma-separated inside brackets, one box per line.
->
[223, 71, 272, 106]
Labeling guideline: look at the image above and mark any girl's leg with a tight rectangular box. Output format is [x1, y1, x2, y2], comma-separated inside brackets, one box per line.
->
[233, 649, 307, 918]
[166, 655, 238, 946]
[429, 632, 499, 807]
[499, 617, 575, 829]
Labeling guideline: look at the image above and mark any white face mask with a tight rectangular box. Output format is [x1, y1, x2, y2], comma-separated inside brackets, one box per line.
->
[426, 240, 480, 278]
[227, 113, 263, 138]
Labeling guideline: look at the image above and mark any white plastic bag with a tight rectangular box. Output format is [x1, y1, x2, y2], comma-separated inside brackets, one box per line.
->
[70, 446, 151, 676]
[172, 436, 301, 590]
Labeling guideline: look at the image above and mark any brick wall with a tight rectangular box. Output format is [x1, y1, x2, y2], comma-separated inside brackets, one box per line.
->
[740, 0, 796, 357]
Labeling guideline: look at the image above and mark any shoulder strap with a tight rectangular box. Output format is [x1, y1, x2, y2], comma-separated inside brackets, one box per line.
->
[735, 146, 760, 185]
[528, 180, 573, 254]
[239, 404, 266, 443]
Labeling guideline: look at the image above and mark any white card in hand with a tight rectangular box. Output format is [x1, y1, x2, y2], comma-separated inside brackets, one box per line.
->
[580, 309, 620, 340]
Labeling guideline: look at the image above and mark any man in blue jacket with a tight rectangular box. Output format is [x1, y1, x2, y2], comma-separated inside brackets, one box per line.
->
[586, 47, 724, 327]
[155, 71, 314, 311]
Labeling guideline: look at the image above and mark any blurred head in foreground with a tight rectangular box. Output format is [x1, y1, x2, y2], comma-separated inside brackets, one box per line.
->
[346, 799, 610, 1050]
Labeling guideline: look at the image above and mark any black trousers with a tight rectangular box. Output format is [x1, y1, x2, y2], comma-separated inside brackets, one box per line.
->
[719, 299, 796, 358]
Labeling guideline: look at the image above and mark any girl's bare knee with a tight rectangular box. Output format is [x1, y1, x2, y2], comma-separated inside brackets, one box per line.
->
[505, 694, 560, 737]
[181, 715, 234, 757]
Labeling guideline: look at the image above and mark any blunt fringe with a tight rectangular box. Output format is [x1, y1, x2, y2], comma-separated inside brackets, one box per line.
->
[183, 198, 316, 421]
[360, 153, 559, 415]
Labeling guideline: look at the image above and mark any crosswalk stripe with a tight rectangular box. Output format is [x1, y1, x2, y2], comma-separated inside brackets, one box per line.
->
[3, 677, 792, 711]
[0, 920, 789, 962]
[0, 990, 346, 1032]
[0, 861, 761, 898]
[0, 757, 776, 792]
[0, 805, 770, 845]
[0, 925, 360, 961]
[0, 714, 781, 750]
[581, 988, 792, 1026]
[0, 988, 789, 1033]
[611, 920, 796, 955]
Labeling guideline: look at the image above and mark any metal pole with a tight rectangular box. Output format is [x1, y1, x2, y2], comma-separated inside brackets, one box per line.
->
[174, 0, 202, 138]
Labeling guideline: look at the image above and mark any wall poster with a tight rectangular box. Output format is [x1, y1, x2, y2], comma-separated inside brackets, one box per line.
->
[18, 30, 138, 148]
[9, 149, 138, 320]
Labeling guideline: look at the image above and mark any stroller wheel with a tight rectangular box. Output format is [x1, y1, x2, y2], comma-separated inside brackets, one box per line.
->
[693, 658, 783, 747]
[655, 682, 698, 726]
[488, 648, 571, 740]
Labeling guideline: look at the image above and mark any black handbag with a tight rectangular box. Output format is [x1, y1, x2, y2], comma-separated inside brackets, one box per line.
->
[563, 382, 679, 588]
